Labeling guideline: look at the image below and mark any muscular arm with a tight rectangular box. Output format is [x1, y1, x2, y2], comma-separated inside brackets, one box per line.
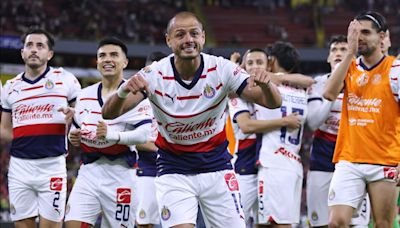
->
[324, 19, 359, 101]
[0, 112, 13, 143]
[102, 92, 145, 119]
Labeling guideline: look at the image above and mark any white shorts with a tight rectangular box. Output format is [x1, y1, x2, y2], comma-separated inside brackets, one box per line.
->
[8, 155, 67, 222]
[258, 167, 302, 224]
[237, 174, 258, 224]
[64, 158, 137, 228]
[307, 170, 370, 227]
[328, 160, 396, 209]
[155, 170, 245, 228]
[136, 176, 159, 225]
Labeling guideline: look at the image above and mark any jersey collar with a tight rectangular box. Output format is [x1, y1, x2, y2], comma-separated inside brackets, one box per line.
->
[22, 67, 50, 84]
[170, 55, 205, 90]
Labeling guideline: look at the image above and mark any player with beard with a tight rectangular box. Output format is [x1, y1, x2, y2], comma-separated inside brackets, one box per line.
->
[0, 28, 81, 228]
[324, 11, 400, 228]
[306, 35, 370, 228]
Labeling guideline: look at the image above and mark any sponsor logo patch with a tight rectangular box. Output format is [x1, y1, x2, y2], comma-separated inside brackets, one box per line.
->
[224, 173, 239, 191]
[117, 188, 131, 204]
[50, 177, 63, 191]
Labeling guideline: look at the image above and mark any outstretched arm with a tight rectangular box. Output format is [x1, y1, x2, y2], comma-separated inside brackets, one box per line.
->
[271, 73, 315, 88]
[324, 20, 359, 101]
[236, 111, 301, 134]
[240, 69, 282, 109]
[102, 75, 147, 119]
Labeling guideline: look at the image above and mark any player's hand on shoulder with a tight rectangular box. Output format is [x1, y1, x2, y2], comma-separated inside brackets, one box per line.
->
[283, 113, 301, 130]
[69, 129, 81, 147]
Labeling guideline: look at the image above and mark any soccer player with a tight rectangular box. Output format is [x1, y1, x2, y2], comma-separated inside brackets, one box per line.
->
[0, 28, 81, 228]
[306, 35, 370, 228]
[64, 37, 153, 228]
[256, 41, 308, 228]
[323, 11, 400, 228]
[102, 11, 282, 228]
[135, 51, 166, 228]
[228, 48, 314, 227]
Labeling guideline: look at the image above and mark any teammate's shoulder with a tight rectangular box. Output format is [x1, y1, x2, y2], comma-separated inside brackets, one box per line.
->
[82, 81, 100, 93]
[4, 73, 23, 87]
[314, 73, 329, 83]
[50, 67, 77, 78]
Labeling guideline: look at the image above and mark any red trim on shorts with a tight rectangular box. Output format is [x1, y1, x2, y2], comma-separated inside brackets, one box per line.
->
[314, 129, 337, 142]
[80, 143, 130, 155]
[13, 124, 66, 138]
[238, 138, 256, 150]
[155, 129, 226, 154]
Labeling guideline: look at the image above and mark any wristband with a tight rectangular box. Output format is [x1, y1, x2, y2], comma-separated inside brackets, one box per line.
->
[117, 84, 129, 99]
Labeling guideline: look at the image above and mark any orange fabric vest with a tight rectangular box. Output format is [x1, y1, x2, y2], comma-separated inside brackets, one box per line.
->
[333, 56, 400, 166]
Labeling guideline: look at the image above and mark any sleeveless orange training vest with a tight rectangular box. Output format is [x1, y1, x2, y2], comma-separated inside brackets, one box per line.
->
[333, 56, 400, 166]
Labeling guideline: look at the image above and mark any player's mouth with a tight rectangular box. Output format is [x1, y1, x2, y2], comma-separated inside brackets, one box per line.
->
[334, 58, 342, 64]
[29, 55, 39, 59]
[181, 44, 196, 52]
[103, 64, 115, 71]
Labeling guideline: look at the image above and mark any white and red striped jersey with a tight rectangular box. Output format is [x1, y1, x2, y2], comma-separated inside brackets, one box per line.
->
[137, 53, 250, 175]
[1, 67, 81, 159]
[73, 81, 153, 166]
[256, 85, 308, 177]
[228, 97, 258, 175]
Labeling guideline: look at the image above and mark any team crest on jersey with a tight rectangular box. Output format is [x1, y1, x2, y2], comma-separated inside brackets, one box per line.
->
[203, 84, 215, 98]
[139, 209, 146, 218]
[311, 211, 318, 221]
[372, 74, 381, 85]
[161, 206, 171, 221]
[45, 79, 55, 90]
[356, 73, 369, 87]
[230, 98, 238, 106]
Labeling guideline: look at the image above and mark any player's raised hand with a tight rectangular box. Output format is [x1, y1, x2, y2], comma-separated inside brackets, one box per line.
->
[230, 52, 241, 64]
[69, 129, 81, 147]
[347, 19, 361, 56]
[283, 113, 301, 131]
[125, 74, 150, 95]
[248, 68, 272, 90]
[96, 121, 108, 140]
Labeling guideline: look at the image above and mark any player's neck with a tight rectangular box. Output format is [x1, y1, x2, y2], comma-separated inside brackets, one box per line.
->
[24, 64, 47, 80]
[101, 75, 122, 97]
[174, 57, 201, 81]
[361, 50, 384, 68]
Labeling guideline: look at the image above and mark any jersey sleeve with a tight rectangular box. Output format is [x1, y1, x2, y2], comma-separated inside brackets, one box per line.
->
[219, 57, 250, 96]
[228, 97, 250, 122]
[116, 98, 154, 127]
[62, 68, 82, 104]
[1, 80, 11, 112]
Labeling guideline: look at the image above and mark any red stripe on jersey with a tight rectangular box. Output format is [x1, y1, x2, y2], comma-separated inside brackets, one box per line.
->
[55, 82, 63, 85]
[238, 138, 256, 150]
[22, 85, 43, 91]
[314, 129, 337, 142]
[82, 122, 97, 126]
[79, 98, 97, 101]
[13, 123, 66, 138]
[16, 95, 67, 103]
[155, 90, 163, 96]
[391, 77, 398, 81]
[177, 95, 201, 100]
[216, 83, 223, 90]
[155, 129, 226, 154]
[91, 111, 102, 115]
[163, 76, 175, 80]
[53, 70, 62, 73]
[331, 110, 341, 113]
[392, 64, 400, 67]
[200, 75, 207, 78]
[207, 66, 217, 72]
[80, 143, 130, 155]
[150, 96, 226, 118]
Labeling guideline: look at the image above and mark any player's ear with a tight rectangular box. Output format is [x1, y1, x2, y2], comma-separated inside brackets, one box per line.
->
[123, 57, 128, 69]
[165, 33, 171, 48]
[47, 50, 54, 61]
